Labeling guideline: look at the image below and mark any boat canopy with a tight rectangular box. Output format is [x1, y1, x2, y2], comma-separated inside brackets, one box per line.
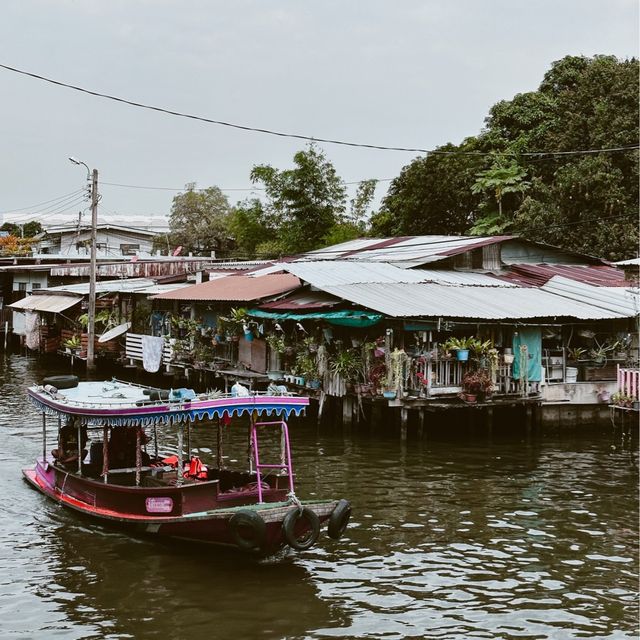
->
[28, 379, 309, 427]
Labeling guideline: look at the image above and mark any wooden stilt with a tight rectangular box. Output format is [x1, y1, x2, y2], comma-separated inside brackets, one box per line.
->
[342, 396, 353, 428]
[400, 407, 409, 441]
[484, 406, 494, 437]
[418, 408, 425, 439]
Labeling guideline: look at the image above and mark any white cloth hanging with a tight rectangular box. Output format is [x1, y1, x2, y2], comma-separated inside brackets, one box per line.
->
[142, 335, 165, 372]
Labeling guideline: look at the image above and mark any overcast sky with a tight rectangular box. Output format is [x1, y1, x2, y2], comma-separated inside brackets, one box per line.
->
[0, 0, 637, 228]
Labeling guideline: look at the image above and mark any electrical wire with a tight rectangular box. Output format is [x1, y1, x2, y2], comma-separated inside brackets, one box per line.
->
[1, 63, 637, 157]
[0, 188, 86, 214]
[5, 194, 90, 223]
[100, 178, 391, 193]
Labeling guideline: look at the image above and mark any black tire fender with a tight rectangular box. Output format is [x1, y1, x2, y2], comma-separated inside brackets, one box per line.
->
[228, 510, 266, 552]
[42, 375, 79, 390]
[282, 507, 320, 551]
[327, 499, 351, 540]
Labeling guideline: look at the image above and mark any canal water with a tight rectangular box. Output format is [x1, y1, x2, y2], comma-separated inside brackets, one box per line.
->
[0, 354, 637, 639]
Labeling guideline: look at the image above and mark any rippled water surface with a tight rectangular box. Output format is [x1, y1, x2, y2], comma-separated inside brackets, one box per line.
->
[0, 355, 638, 639]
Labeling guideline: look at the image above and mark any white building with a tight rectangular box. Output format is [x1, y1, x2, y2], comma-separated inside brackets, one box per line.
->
[35, 223, 160, 258]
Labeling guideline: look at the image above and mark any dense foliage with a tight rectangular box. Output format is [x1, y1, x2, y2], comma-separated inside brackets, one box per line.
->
[160, 185, 232, 256]
[377, 55, 639, 260]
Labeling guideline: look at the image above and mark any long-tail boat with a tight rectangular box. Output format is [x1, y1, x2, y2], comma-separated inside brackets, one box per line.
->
[23, 376, 351, 555]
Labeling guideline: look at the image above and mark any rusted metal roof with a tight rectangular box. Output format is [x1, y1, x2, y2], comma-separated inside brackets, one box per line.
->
[299, 235, 514, 266]
[152, 273, 301, 302]
[497, 264, 627, 287]
[259, 289, 340, 310]
[50, 259, 211, 279]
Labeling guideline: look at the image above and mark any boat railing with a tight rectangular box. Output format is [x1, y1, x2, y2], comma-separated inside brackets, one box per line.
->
[250, 420, 294, 504]
[35, 378, 301, 410]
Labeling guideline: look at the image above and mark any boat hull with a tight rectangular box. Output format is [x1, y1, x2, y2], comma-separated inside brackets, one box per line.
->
[23, 461, 336, 554]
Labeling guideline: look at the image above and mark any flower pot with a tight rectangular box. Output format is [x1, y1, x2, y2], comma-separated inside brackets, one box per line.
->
[267, 370, 285, 381]
[307, 379, 321, 389]
[463, 392, 477, 403]
[243, 331, 254, 342]
[383, 390, 397, 400]
[456, 349, 469, 362]
[503, 354, 515, 365]
[597, 390, 611, 403]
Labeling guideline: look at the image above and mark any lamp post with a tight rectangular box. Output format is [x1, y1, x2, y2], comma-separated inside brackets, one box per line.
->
[69, 157, 98, 372]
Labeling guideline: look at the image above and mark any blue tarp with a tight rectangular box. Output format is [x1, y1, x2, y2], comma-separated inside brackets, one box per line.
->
[512, 328, 542, 382]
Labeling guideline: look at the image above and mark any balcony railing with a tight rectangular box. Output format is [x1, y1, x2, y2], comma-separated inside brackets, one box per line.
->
[617, 365, 640, 400]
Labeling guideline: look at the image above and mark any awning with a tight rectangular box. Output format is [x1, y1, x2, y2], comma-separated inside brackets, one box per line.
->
[9, 294, 81, 313]
[247, 309, 383, 327]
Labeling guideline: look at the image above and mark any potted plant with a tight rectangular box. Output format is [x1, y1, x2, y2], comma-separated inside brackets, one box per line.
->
[443, 336, 476, 362]
[63, 335, 81, 353]
[330, 349, 362, 390]
[382, 348, 409, 399]
[462, 368, 493, 403]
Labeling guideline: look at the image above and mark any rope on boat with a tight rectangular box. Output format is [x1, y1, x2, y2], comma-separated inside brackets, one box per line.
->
[287, 491, 303, 514]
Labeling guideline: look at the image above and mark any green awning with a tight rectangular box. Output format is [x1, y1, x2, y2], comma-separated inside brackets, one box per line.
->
[248, 309, 383, 327]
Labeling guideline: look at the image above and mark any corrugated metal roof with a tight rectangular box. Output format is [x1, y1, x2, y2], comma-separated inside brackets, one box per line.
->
[259, 289, 340, 310]
[152, 273, 301, 302]
[541, 276, 640, 317]
[497, 264, 627, 287]
[9, 294, 81, 313]
[43, 278, 162, 295]
[299, 235, 513, 266]
[317, 282, 635, 320]
[256, 261, 515, 287]
[271, 261, 429, 285]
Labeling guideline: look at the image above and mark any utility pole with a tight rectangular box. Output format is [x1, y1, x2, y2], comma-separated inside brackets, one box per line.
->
[87, 168, 98, 372]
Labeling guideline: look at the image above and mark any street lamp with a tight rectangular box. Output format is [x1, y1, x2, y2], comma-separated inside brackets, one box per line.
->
[69, 156, 98, 372]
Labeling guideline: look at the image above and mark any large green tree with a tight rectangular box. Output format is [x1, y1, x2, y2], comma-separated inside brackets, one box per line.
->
[163, 185, 231, 255]
[226, 198, 278, 258]
[378, 55, 639, 260]
[250, 144, 347, 254]
[373, 140, 485, 237]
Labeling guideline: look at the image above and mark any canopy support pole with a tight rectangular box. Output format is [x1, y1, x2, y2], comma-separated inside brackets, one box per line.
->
[77, 420, 82, 475]
[176, 423, 184, 487]
[216, 419, 223, 469]
[102, 425, 109, 483]
[153, 422, 158, 460]
[135, 428, 142, 487]
[41, 413, 46, 462]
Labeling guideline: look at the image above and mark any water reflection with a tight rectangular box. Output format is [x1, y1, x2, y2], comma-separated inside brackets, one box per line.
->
[0, 354, 637, 639]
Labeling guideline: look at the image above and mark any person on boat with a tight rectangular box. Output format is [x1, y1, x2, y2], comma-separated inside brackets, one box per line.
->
[51, 417, 88, 467]
[108, 426, 151, 469]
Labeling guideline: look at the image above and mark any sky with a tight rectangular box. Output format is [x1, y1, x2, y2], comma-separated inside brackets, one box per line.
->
[0, 0, 638, 229]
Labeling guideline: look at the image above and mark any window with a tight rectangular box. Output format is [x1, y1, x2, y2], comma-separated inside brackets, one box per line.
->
[120, 243, 140, 256]
[31, 283, 41, 290]
[17, 282, 27, 292]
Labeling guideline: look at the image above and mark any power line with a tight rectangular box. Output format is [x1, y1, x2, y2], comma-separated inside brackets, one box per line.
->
[100, 178, 391, 193]
[1, 63, 638, 157]
[0, 188, 85, 214]
[5, 195, 90, 223]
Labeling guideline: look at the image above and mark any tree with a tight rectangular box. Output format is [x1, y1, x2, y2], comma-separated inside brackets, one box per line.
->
[226, 198, 277, 258]
[468, 157, 529, 234]
[376, 140, 485, 237]
[377, 55, 639, 259]
[164, 185, 231, 255]
[250, 144, 347, 253]
[1, 220, 42, 238]
[323, 179, 378, 246]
